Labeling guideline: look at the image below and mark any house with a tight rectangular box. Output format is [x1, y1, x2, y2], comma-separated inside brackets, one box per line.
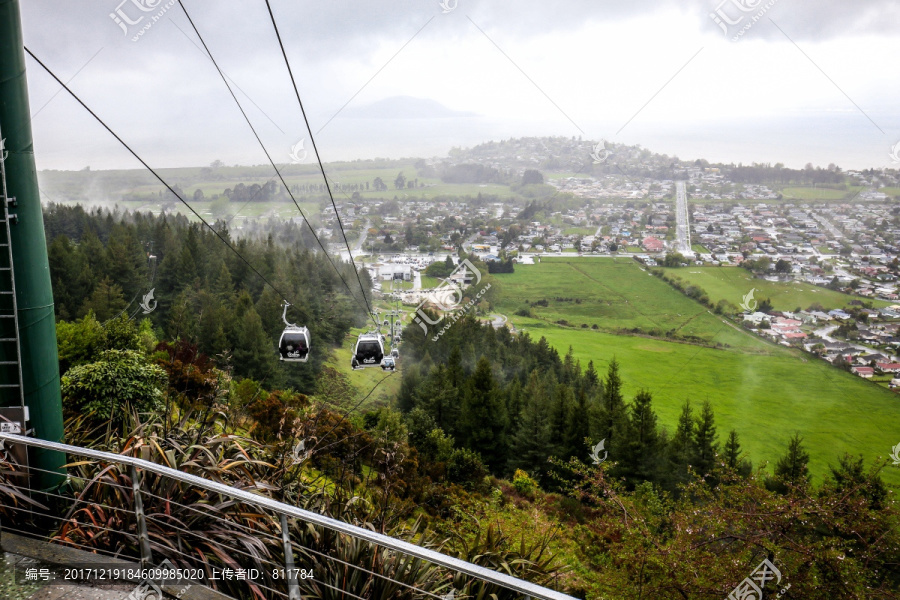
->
[877, 362, 900, 373]
[743, 312, 770, 325]
[642, 236, 665, 253]
[782, 331, 808, 340]
[851, 366, 875, 378]
[860, 353, 890, 364]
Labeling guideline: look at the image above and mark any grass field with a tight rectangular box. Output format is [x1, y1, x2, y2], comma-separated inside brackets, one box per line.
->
[496, 258, 766, 351]
[493, 258, 900, 486]
[323, 328, 402, 410]
[691, 244, 709, 254]
[421, 275, 442, 289]
[39, 162, 517, 210]
[780, 186, 864, 201]
[563, 227, 596, 235]
[662, 266, 892, 312]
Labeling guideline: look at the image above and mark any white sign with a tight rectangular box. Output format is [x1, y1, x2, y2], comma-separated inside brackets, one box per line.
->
[0, 422, 21, 434]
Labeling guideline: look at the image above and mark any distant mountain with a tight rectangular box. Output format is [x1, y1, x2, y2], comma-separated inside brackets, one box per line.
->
[339, 96, 478, 119]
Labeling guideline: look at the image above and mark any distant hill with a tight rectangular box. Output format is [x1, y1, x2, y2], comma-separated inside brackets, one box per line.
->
[340, 96, 478, 119]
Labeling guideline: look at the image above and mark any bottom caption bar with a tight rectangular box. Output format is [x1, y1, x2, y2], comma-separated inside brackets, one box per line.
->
[15, 558, 315, 587]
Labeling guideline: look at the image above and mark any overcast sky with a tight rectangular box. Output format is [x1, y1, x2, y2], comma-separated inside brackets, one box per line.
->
[16, 0, 900, 171]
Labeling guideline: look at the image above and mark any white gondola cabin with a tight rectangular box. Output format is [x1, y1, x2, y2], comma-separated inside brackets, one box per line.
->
[351, 332, 384, 369]
[279, 326, 310, 362]
[278, 303, 310, 363]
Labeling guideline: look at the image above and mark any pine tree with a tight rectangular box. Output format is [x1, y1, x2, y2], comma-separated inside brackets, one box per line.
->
[667, 400, 695, 489]
[505, 378, 523, 433]
[773, 433, 810, 491]
[723, 429, 752, 477]
[49, 236, 93, 321]
[598, 358, 627, 444]
[548, 383, 573, 458]
[232, 306, 275, 382]
[167, 289, 198, 343]
[562, 346, 577, 385]
[461, 357, 508, 472]
[175, 243, 198, 289]
[563, 390, 591, 462]
[79, 277, 127, 321]
[416, 364, 461, 435]
[829, 453, 887, 509]
[583, 360, 600, 393]
[509, 371, 551, 476]
[396, 363, 423, 413]
[616, 389, 662, 488]
[212, 262, 234, 300]
[691, 400, 719, 477]
[197, 290, 229, 357]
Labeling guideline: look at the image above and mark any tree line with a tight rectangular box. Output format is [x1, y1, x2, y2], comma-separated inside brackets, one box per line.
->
[397, 310, 862, 498]
[44, 204, 370, 392]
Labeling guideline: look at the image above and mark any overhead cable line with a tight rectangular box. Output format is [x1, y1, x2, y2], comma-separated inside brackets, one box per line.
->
[261, 0, 378, 324]
[177, 1, 377, 327]
[24, 47, 294, 306]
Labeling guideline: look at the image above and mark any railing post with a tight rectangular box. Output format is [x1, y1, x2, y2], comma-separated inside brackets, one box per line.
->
[131, 465, 153, 568]
[280, 513, 301, 600]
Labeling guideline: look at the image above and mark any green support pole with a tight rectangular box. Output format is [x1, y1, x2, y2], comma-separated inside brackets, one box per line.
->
[0, 0, 66, 488]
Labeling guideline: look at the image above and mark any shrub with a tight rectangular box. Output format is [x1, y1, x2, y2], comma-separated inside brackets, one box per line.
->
[60, 349, 166, 427]
[512, 468, 539, 497]
[447, 448, 489, 489]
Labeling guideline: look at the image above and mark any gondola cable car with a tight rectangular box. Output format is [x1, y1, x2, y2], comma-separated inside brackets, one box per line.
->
[351, 331, 385, 369]
[278, 302, 310, 363]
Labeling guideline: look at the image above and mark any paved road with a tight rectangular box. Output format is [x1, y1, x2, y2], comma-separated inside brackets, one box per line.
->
[675, 180, 692, 255]
[353, 218, 371, 252]
[461, 232, 479, 252]
[813, 213, 844, 240]
[811, 324, 898, 361]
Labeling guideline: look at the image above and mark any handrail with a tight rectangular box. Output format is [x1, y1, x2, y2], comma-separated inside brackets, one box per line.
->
[0, 433, 576, 600]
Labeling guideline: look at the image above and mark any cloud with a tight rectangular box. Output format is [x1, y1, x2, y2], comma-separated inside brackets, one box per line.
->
[15, 0, 900, 171]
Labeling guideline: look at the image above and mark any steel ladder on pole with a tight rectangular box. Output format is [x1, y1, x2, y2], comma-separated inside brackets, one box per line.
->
[0, 134, 26, 413]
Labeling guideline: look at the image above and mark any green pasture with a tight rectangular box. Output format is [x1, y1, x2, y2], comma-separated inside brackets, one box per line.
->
[496, 258, 768, 352]
[324, 329, 402, 410]
[494, 257, 900, 486]
[421, 276, 442, 289]
[780, 186, 864, 201]
[662, 266, 892, 312]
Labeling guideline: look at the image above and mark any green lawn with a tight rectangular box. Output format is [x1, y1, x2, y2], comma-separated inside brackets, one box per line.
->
[421, 276, 442, 290]
[662, 266, 891, 312]
[563, 227, 596, 235]
[781, 186, 864, 201]
[494, 258, 900, 487]
[691, 244, 709, 254]
[389, 280, 414, 291]
[497, 258, 766, 351]
[323, 329, 402, 410]
[38, 162, 517, 211]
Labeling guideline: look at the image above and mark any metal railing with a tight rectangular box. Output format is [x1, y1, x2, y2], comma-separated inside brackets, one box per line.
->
[0, 432, 576, 600]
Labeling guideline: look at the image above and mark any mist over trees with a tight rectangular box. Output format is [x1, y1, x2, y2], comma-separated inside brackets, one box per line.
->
[45, 204, 369, 392]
